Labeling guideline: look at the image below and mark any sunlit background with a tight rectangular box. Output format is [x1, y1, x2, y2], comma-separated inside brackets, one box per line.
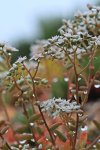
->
[0, 0, 97, 42]
[0, 0, 99, 58]
[0, 1, 100, 147]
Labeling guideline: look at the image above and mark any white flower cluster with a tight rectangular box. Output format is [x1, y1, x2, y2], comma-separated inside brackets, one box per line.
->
[7, 56, 27, 76]
[0, 42, 19, 52]
[40, 98, 80, 118]
[11, 144, 30, 150]
[30, 6, 100, 62]
[30, 40, 48, 61]
[16, 56, 27, 63]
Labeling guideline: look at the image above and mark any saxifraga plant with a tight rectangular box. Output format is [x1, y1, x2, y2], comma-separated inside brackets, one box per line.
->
[0, 4, 100, 150]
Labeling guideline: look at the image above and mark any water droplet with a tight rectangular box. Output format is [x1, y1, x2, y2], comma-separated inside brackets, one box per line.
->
[78, 77, 81, 81]
[98, 139, 100, 142]
[46, 138, 49, 141]
[84, 91, 87, 94]
[94, 84, 100, 88]
[31, 139, 35, 142]
[81, 125, 88, 131]
[73, 131, 75, 134]
[5, 130, 8, 134]
[64, 77, 69, 82]
[33, 94, 35, 97]
[19, 140, 26, 144]
[30, 123, 34, 126]
[19, 145, 22, 148]
[54, 133, 57, 136]
[69, 86, 72, 90]
[74, 94, 77, 99]
[38, 144, 42, 149]
[93, 145, 96, 148]
[53, 78, 58, 83]
[78, 113, 83, 117]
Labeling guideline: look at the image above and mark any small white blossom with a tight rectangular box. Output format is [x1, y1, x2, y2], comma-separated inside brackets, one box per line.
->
[81, 125, 88, 131]
[0, 71, 9, 79]
[40, 98, 81, 118]
[59, 29, 65, 35]
[16, 56, 27, 63]
[12, 63, 18, 69]
[3, 44, 19, 52]
[30, 53, 44, 61]
[64, 33, 72, 38]
[49, 36, 59, 43]
[0, 42, 6, 47]
[38, 144, 42, 150]
[62, 19, 68, 24]
[96, 36, 100, 46]
[57, 38, 64, 45]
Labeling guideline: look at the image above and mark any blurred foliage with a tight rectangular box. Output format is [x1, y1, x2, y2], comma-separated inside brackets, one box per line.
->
[39, 18, 62, 39]
[52, 78, 68, 99]
[0, 4, 100, 149]
[12, 41, 31, 62]
[12, 0, 100, 62]
[12, 18, 62, 63]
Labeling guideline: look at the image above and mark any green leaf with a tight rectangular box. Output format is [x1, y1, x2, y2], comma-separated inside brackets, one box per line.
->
[16, 133, 33, 141]
[93, 120, 100, 130]
[50, 122, 62, 131]
[35, 126, 43, 135]
[54, 130, 67, 142]
[0, 120, 5, 127]
[12, 113, 27, 124]
[96, 143, 100, 149]
[14, 126, 27, 133]
[2, 144, 10, 150]
[0, 126, 9, 135]
[28, 114, 41, 123]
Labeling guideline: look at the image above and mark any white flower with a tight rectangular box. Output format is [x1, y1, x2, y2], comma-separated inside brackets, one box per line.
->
[3, 44, 19, 52]
[74, 10, 82, 17]
[30, 41, 47, 60]
[59, 29, 65, 35]
[64, 33, 71, 38]
[57, 38, 64, 45]
[0, 42, 5, 47]
[38, 144, 42, 150]
[16, 56, 27, 63]
[24, 61, 38, 70]
[81, 125, 88, 131]
[0, 71, 9, 79]
[30, 53, 44, 61]
[40, 98, 81, 118]
[49, 36, 59, 43]
[96, 36, 100, 46]
[62, 19, 68, 24]
[12, 63, 18, 69]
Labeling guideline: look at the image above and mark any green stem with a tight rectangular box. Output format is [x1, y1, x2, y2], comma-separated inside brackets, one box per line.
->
[0, 133, 12, 150]
[85, 135, 100, 150]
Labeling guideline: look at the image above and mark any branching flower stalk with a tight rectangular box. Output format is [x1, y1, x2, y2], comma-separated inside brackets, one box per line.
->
[0, 132, 12, 150]
[22, 61, 57, 149]
[0, 4, 100, 150]
[13, 76, 39, 148]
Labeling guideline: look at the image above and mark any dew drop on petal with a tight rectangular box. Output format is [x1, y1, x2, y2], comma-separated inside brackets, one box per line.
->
[19, 140, 26, 144]
[94, 84, 100, 88]
[30, 123, 34, 126]
[46, 138, 49, 141]
[64, 77, 69, 82]
[53, 78, 58, 83]
[84, 91, 87, 94]
[81, 125, 88, 131]
[98, 139, 100, 142]
[78, 77, 81, 81]
[93, 145, 96, 148]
